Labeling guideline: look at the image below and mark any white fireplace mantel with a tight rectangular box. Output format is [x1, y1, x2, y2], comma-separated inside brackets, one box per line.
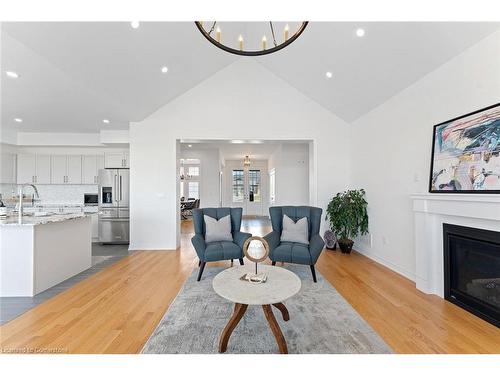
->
[411, 193, 500, 297]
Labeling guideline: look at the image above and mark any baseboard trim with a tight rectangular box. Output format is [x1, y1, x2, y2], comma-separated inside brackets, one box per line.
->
[354, 246, 416, 282]
[127, 247, 177, 251]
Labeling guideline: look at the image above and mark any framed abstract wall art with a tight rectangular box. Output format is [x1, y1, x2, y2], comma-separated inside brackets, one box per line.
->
[429, 103, 500, 193]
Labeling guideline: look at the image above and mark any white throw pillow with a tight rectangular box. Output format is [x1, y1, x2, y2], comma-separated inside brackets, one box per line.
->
[280, 214, 309, 245]
[204, 215, 233, 243]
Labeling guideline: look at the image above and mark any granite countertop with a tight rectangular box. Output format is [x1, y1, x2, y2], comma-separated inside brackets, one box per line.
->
[0, 213, 89, 226]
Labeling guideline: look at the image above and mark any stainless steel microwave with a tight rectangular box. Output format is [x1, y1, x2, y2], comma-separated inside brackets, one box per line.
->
[84, 193, 98, 206]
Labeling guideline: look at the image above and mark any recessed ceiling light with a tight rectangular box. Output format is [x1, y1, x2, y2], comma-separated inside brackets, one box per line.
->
[5, 71, 19, 78]
[325, 71, 333, 79]
[188, 144, 192, 148]
[356, 28, 365, 37]
[130, 21, 140, 29]
[14, 118, 23, 123]
[161, 66, 169, 74]
[102, 119, 110, 124]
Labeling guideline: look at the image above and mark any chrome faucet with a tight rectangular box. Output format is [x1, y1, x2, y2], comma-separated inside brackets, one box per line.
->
[18, 184, 40, 223]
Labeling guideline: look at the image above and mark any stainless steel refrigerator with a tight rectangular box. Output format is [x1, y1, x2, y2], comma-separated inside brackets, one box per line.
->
[98, 169, 130, 244]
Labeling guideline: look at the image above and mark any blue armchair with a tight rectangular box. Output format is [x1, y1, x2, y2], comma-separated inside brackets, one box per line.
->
[191, 207, 252, 281]
[264, 206, 325, 282]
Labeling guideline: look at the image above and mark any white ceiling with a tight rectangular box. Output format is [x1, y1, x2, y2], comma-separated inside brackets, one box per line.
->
[2, 22, 499, 134]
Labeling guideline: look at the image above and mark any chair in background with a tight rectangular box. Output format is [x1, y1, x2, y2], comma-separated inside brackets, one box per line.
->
[191, 207, 251, 281]
[264, 206, 325, 282]
[181, 199, 196, 220]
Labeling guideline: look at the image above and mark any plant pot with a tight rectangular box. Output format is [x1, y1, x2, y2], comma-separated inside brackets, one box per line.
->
[338, 239, 354, 254]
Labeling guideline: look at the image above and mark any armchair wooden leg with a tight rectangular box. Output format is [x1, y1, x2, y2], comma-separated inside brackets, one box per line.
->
[272, 261, 276, 266]
[239, 258, 244, 265]
[198, 260, 201, 267]
[310, 265, 317, 283]
[231, 259, 234, 266]
[197, 262, 206, 281]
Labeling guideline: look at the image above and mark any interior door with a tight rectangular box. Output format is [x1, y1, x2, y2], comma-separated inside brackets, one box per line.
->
[245, 168, 263, 216]
[229, 167, 264, 216]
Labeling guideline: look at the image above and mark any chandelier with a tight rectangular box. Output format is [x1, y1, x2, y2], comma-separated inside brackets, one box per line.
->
[195, 22, 308, 56]
[243, 155, 251, 167]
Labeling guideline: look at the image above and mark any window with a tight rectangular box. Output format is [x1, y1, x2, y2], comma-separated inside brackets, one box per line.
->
[188, 182, 199, 199]
[269, 168, 276, 204]
[248, 169, 261, 202]
[188, 166, 199, 177]
[232, 170, 244, 202]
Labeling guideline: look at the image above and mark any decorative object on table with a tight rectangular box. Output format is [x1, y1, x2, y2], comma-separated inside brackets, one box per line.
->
[326, 190, 369, 254]
[195, 22, 308, 57]
[191, 207, 251, 281]
[323, 230, 337, 250]
[264, 206, 325, 282]
[242, 236, 270, 282]
[429, 102, 500, 193]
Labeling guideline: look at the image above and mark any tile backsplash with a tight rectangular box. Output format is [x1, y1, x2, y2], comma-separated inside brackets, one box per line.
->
[0, 183, 98, 206]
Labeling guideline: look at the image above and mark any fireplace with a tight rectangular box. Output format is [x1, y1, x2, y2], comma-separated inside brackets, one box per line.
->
[443, 223, 500, 327]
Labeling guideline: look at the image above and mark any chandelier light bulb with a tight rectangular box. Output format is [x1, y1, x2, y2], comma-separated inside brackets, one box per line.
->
[238, 35, 244, 50]
[284, 24, 290, 41]
[216, 26, 221, 42]
[262, 35, 267, 50]
[130, 21, 140, 29]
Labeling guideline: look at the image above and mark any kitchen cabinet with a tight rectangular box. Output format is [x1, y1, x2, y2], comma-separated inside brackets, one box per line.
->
[82, 155, 104, 184]
[1, 153, 17, 184]
[17, 154, 51, 184]
[67, 155, 82, 184]
[51, 155, 67, 184]
[51, 155, 82, 184]
[105, 151, 129, 168]
[17, 154, 36, 184]
[35, 155, 51, 184]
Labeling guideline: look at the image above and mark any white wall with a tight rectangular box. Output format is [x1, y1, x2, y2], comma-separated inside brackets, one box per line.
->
[130, 58, 351, 250]
[350, 31, 500, 280]
[179, 148, 220, 208]
[269, 143, 309, 206]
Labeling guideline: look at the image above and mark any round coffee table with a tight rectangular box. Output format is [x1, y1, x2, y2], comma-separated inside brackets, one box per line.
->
[212, 264, 301, 354]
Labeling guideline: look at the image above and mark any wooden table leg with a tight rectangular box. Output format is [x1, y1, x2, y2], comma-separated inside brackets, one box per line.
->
[262, 304, 288, 354]
[219, 303, 248, 353]
[272, 302, 290, 321]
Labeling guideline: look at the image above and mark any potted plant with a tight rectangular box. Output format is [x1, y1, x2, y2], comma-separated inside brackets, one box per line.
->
[325, 189, 369, 254]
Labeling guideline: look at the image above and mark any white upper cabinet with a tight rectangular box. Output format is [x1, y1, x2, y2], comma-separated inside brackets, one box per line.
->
[105, 151, 129, 168]
[51, 155, 67, 184]
[67, 155, 82, 184]
[82, 155, 103, 184]
[0, 153, 16, 184]
[15, 152, 114, 185]
[122, 152, 129, 168]
[51, 155, 82, 184]
[17, 154, 36, 184]
[17, 154, 52, 184]
[35, 155, 51, 184]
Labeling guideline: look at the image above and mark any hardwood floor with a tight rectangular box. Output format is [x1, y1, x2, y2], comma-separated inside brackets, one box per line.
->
[1, 218, 499, 354]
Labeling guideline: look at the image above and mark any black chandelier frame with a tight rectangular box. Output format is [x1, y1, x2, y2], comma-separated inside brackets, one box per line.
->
[194, 21, 308, 56]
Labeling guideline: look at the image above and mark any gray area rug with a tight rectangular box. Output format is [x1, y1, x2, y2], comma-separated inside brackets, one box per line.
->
[142, 265, 392, 354]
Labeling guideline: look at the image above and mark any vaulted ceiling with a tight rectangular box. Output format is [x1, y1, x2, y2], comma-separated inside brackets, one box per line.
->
[2, 22, 499, 134]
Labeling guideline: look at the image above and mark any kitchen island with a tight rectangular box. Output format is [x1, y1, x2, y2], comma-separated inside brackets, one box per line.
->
[0, 213, 92, 297]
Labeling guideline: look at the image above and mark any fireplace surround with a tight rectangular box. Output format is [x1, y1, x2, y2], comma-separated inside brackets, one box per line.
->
[443, 223, 500, 327]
